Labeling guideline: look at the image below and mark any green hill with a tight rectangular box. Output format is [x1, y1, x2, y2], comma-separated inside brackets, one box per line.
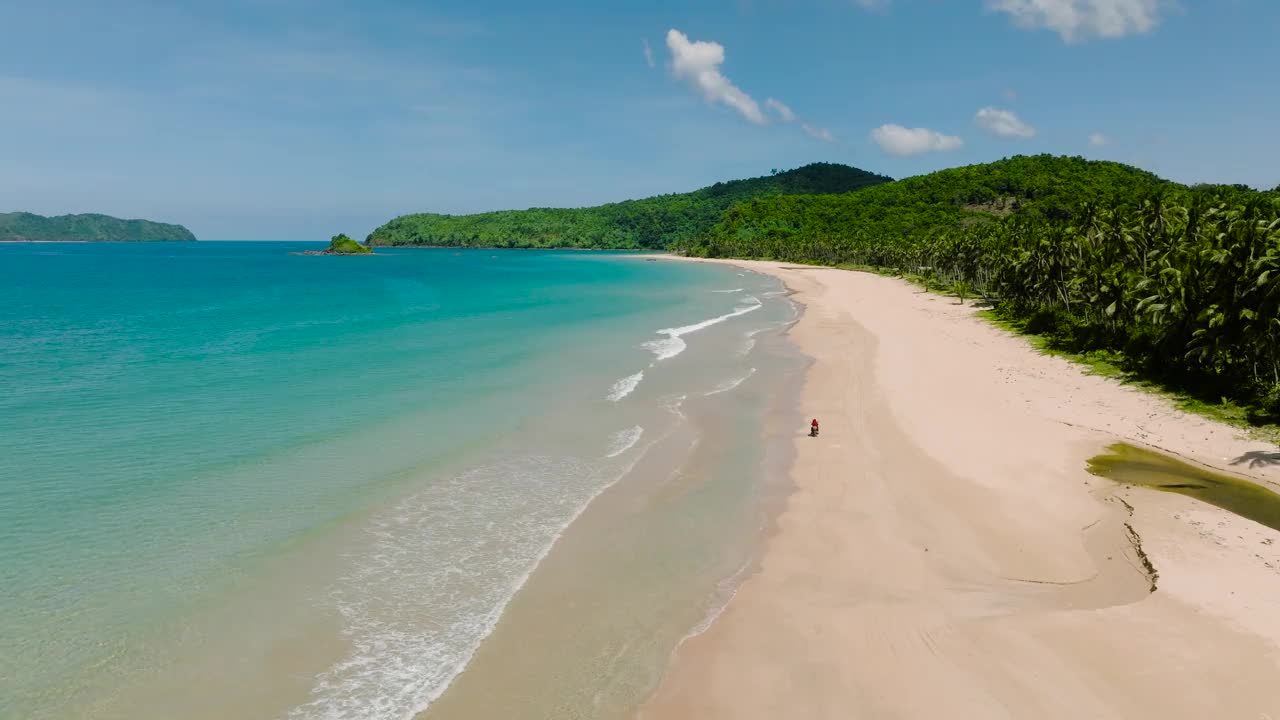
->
[366, 162, 893, 249]
[682, 155, 1184, 259]
[0, 212, 196, 242]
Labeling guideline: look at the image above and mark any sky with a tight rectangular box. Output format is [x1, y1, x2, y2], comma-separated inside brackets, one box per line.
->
[1, 0, 1276, 240]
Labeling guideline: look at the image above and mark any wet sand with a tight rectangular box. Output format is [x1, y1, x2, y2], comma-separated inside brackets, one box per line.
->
[640, 261, 1280, 720]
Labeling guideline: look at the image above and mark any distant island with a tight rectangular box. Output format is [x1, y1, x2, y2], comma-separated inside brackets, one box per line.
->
[0, 212, 196, 242]
[296, 234, 373, 255]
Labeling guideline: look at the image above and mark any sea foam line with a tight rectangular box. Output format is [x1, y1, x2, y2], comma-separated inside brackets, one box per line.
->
[605, 426, 645, 458]
[642, 297, 762, 361]
[606, 371, 644, 402]
[704, 368, 756, 396]
[711, 287, 744, 294]
[683, 555, 755, 640]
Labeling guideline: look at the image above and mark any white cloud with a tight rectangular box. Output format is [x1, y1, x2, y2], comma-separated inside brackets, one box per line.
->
[643, 39, 655, 69]
[767, 97, 835, 142]
[803, 123, 836, 143]
[1089, 132, 1109, 146]
[870, 124, 963, 156]
[665, 31, 832, 141]
[665, 29, 766, 125]
[975, 106, 1036, 138]
[765, 97, 797, 123]
[986, 0, 1166, 42]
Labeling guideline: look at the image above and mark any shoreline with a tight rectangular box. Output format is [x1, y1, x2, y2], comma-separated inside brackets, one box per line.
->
[404, 261, 806, 720]
[639, 258, 1280, 719]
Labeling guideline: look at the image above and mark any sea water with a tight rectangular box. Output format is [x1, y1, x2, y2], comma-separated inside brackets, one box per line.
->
[0, 243, 802, 720]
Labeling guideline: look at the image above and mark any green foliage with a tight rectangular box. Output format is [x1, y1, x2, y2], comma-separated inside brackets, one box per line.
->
[328, 233, 370, 254]
[680, 155, 1178, 259]
[0, 212, 196, 242]
[367, 163, 892, 249]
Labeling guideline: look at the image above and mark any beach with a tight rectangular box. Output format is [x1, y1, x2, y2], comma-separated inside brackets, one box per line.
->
[640, 260, 1280, 719]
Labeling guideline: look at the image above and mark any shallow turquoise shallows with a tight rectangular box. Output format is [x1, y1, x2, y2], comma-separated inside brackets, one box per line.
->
[0, 242, 795, 720]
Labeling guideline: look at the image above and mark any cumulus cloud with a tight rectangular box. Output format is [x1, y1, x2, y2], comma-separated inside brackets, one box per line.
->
[643, 39, 655, 68]
[803, 123, 836, 143]
[666, 29, 766, 124]
[986, 0, 1166, 42]
[975, 106, 1036, 138]
[765, 97, 797, 123]
[1089, 132, 1109, 146]
[664, 30, 832, 141]
[870, 124, 963, 156]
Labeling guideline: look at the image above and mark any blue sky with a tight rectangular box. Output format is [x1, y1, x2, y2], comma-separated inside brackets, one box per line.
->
[2, 0, 1276, 240]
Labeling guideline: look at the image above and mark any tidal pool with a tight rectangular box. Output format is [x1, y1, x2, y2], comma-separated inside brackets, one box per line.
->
[1086, 443, 1280, 532]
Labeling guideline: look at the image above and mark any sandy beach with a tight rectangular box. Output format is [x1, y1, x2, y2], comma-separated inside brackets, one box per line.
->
[640, 260, 1280, 719]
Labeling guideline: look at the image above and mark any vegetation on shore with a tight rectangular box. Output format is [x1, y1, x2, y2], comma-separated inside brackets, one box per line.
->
[682, 156, 1280, 425]
[0, 211, 196, 242]
[366, 163, 892, 249]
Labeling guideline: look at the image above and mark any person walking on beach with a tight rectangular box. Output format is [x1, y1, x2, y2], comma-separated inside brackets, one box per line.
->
[810, 418, 819, 437]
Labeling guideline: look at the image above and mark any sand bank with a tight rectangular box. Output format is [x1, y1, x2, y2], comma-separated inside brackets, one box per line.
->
[640, 261, 1280, 720]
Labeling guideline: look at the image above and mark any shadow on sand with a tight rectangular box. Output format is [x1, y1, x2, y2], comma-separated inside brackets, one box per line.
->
[1232, 450, 1280, 469]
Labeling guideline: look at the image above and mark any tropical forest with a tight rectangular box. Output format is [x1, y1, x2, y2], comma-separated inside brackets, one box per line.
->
[366, 162, 891, 249]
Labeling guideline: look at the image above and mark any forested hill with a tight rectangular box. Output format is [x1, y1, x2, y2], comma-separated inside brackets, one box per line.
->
[680, 155, 1187, 258]
[366, 162, 893, 249]
[0, 212, 196, 242]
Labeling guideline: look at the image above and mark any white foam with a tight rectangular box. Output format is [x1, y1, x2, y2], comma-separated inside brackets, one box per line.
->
[661, 393, 688, 420]
[684, 556, 754, 640]
[704, 368, 756, 396]
[738, 323, 778, 357]
[605, 426, 645, 458]
[606, 371, 644, 402]
[288, 444, 660, 720]
[711, 287, 744, 294]
[642, 297, 762, 361]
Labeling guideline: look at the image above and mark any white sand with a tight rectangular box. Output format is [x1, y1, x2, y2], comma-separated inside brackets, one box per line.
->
[640, 261, 1280, 720]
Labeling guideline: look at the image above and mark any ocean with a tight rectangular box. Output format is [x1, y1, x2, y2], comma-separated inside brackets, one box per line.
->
[0, 242, 803, 720]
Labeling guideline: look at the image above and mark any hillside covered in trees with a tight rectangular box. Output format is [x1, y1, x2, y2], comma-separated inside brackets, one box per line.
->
[678, 155, 1189, 258]
[683, 155, 1280, 421]
[0, 212, 196, 242]
[366, 163, 892, 249]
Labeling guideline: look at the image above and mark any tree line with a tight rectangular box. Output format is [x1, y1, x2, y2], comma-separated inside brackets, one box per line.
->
[366, 163, 892, 249]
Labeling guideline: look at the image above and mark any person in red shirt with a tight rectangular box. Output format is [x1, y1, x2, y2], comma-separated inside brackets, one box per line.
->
[810, 418, 819, 437]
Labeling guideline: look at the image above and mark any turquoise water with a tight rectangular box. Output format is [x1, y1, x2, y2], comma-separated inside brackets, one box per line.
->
[0, 243, 796, 720]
